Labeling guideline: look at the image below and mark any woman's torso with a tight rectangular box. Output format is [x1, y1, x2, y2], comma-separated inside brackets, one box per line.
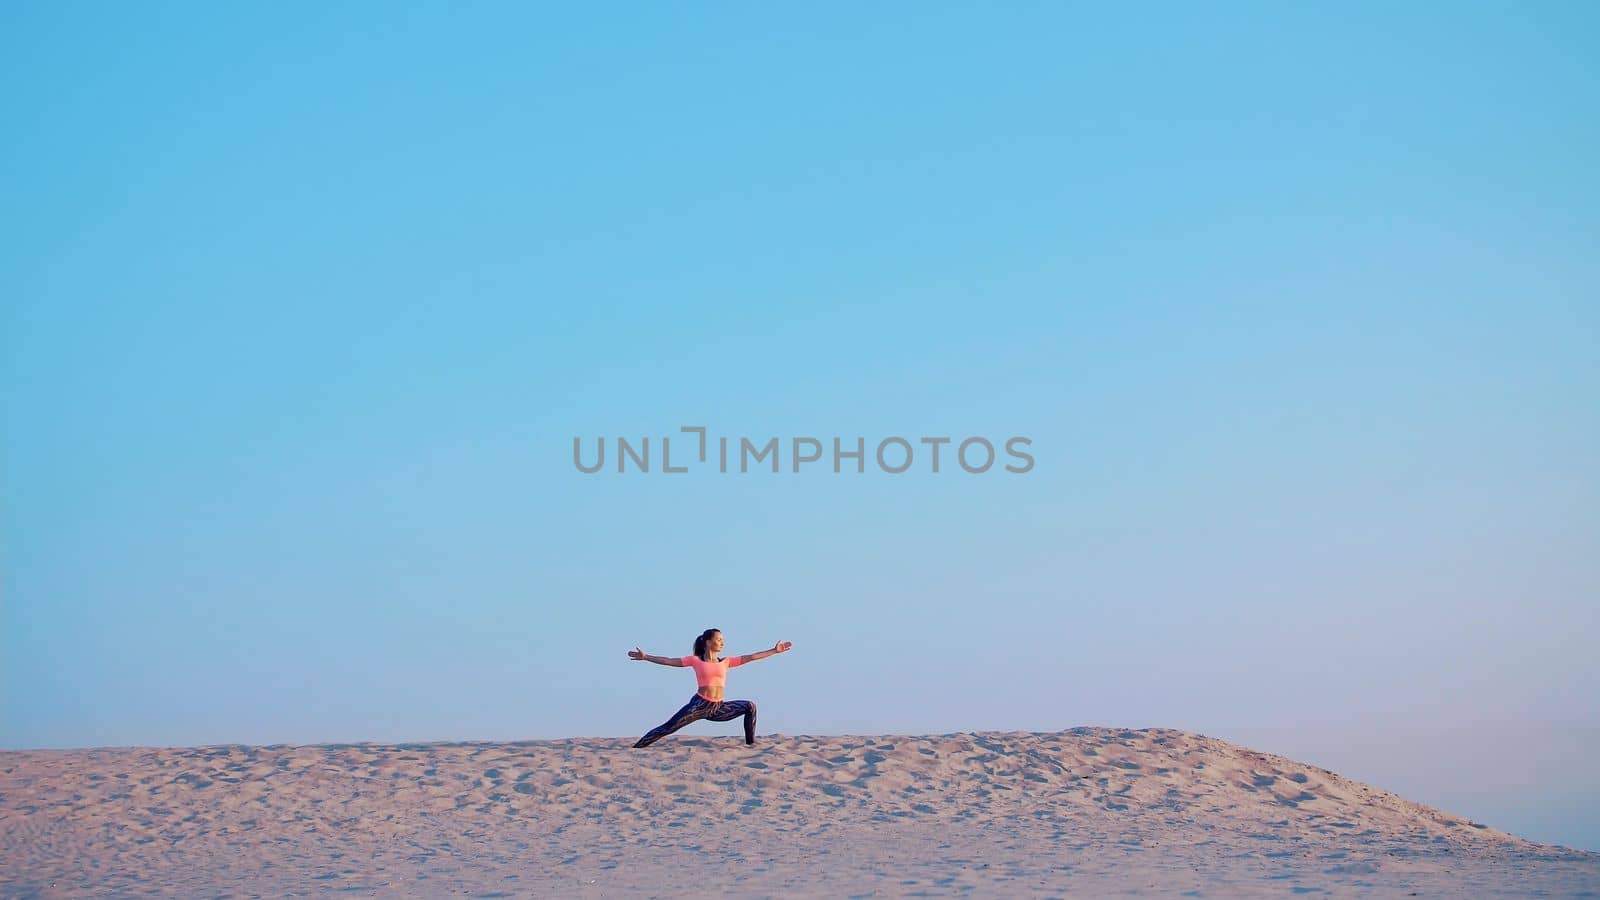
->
[683, 655, 735, 700]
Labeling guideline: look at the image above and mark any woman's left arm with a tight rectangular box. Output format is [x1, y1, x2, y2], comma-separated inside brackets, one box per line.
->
[736, 641, 793, 664]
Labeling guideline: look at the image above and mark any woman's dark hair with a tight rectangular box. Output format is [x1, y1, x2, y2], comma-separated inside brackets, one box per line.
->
[693, 628, 721, 661]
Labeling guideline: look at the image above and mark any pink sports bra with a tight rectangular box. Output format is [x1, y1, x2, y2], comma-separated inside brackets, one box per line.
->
[681, 655, 745, 695]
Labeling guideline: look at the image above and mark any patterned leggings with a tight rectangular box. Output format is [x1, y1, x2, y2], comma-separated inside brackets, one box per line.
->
[633, 694, 757, 748]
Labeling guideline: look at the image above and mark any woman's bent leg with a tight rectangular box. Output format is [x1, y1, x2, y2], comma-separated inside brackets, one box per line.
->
[634, 697, 711, 748]
[706, 699, 758, 745]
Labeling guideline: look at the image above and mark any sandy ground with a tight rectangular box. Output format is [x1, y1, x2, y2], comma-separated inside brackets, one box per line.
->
[3, 727, 1597, 897]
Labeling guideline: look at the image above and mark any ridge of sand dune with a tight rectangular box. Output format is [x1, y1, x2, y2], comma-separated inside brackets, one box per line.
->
[3, 728, 1596, 896]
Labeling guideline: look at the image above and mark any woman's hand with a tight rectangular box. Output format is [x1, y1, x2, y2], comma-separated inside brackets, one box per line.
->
[628, 647, 646, 660]
[772, 641, 793, 653]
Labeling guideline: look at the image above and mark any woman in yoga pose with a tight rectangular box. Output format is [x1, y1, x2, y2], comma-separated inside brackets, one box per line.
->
[628, 629, 793, 748]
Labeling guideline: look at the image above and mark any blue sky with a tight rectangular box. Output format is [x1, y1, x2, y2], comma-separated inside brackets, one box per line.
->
[2, 3, 1596, 849]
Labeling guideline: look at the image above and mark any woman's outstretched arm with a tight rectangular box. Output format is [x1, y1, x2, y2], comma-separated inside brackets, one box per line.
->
[733, 641, 793, 665]
[628, 647, 685, 666]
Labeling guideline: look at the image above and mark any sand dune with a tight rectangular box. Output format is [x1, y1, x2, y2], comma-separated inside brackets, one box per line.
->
[3, 727, 1596, 896]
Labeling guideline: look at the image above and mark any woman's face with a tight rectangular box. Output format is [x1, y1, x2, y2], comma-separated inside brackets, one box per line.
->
[708, 631, 725, 653]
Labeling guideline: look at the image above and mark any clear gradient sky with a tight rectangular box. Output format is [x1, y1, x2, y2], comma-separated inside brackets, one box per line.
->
[2, 2, 1597, 850]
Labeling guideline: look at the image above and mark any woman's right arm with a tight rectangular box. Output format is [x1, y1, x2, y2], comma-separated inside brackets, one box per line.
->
[628, 647, 684, 666]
